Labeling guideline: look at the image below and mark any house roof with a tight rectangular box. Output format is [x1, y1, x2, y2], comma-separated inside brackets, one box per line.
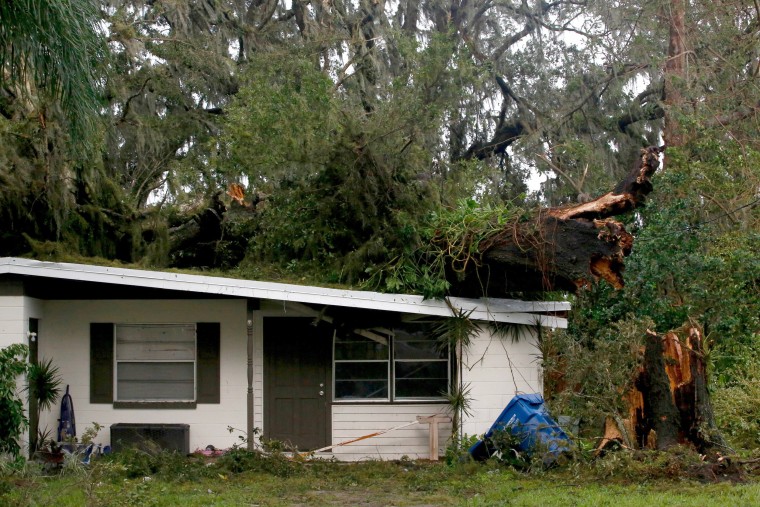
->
[0, 257, 569, 327]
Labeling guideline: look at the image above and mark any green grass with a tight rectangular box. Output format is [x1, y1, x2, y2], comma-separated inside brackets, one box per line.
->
[3, 456, 759, 507]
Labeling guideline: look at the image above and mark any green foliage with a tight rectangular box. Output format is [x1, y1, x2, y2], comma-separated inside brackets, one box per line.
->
[621, 147, 760, 347]
[26, 357, 62, 413]
[366, 199, 524, 297]
[220, 50, 338, 182]
[0, 0, 104, 142]
[587, 446, 710, 482]
[0, 344, 29, 456]
[484, 427, 533, 470]
[216, 448, 299, 478]
[222, 38, 490, 286]
[4, 449, 760, 506]
[104, 448, 212, 482]
[432, 306, 482, 352]
[548, 135, 759, 446]
[444, 433, 479, 466]
[712, 342, 760, 449]
[544, 316, 650, 436]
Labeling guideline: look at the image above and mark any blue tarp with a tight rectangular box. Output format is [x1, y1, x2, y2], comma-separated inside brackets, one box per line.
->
[469, 393, 570, 461]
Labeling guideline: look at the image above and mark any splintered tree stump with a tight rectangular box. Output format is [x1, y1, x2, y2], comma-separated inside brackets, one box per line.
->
[450, 146, 664, 296]
[639, 330, 683, 449]
[599, 326, 728, 454]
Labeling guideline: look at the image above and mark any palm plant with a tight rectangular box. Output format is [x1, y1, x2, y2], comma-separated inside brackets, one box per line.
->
[0, 0, 104, 141]
[27, 358, 62, 453]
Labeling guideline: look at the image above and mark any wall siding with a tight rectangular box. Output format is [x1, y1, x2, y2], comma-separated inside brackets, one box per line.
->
[38, 299, 248, 452]
[0, 295, 24, 348]
[460, 326, 543, 438]
[330, 404, 451, 461]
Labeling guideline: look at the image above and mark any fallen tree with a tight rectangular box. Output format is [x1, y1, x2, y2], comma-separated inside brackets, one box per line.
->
[162, 144, 733, 457]
[449, 146, 665, 296]
[163, 146, 666, 294]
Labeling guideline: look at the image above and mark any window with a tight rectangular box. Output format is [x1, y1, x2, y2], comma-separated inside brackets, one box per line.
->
[90, 322, 220, 406]
[334, 330, 389, 400]
[115, 324, 196, 402]
[393, 326, 449, 399]
[333, 323, 449, 401]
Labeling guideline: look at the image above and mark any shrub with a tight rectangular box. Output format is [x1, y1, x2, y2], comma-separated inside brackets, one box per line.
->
[216, 447, 298, 477]
[713, 343, 760, 450]
[0, 344, 29, 456]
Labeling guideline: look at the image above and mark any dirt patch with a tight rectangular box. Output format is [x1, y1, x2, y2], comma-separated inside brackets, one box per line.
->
[292, 489, 458, 507]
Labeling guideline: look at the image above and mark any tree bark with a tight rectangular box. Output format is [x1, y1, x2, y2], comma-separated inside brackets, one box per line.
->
[167, 192, 227, 268]
[663, 0, 686, 148]
[602, 327, 730, 454]
[450, 146, 664, 296]
[638, 330, 682, 449]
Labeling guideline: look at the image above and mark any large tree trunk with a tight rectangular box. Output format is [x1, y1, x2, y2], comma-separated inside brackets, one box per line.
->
[597, 326, 729, 454]
[450, 146, 665, 296]
[640, 327, 728, 452]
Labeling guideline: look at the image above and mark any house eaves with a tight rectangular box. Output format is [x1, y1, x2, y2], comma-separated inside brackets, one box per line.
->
[0, 257, 569, 328]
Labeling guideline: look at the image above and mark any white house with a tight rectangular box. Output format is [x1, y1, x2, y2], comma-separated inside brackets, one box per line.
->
[0, 257, 568, 461]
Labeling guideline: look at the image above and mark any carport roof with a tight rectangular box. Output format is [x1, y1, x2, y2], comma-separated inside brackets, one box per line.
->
[0, 257, 568, 327]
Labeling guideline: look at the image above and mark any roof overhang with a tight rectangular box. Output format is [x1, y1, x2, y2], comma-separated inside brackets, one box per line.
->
[0, 257, 569, 328]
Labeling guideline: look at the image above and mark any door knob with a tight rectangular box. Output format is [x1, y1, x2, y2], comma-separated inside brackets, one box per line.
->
[319, 390, 324, 396]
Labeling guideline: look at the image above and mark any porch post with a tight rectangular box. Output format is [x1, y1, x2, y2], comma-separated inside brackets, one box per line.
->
[246, 299, 255, 451]
[27, 319, 39, 458]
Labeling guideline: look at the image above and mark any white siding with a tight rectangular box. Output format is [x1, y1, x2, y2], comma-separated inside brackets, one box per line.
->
[38, 299, 248, 452]
[460, 326, 543, 439]
[0, 294, 25, 348]
[330, 404, 451, 461]
[23, 297, 43, 323]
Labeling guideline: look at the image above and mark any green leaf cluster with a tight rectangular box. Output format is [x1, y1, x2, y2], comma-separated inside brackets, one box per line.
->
[366, 199, 524, 298]
[0, 0, 104, 143]
[0, 344, 29, 456]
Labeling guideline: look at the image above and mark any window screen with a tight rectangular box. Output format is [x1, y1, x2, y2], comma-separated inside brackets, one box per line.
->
[393, 326, 449, 400]
[333, 323, 449, 401]
[333, 330, 389, 400]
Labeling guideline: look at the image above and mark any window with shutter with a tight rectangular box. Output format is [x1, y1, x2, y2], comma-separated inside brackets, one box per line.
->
[90, 322, 220, 406]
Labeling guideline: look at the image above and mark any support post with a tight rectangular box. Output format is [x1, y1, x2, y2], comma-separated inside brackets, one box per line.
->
[246, 299, 256, 451]
[417, 415, 452, 461]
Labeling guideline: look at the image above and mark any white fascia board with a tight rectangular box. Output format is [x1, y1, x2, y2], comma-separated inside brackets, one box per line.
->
[0, 258, 568, 328]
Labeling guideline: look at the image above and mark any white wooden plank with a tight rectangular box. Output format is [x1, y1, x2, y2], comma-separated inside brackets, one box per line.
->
[332, 421, 451, 432]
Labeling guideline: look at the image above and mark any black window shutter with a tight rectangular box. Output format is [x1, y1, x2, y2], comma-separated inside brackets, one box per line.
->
[196, 322, 221, 404]
[90, 323, 114, 403]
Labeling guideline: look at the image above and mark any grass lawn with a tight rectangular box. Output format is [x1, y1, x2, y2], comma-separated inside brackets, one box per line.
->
[3, 453, 759, 506]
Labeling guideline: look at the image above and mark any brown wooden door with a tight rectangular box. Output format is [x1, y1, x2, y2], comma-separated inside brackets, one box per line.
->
[263, 317, 331, 451]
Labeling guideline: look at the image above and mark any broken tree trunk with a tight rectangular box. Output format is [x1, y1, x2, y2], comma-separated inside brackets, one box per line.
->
[450, 146, 665, 296]
[638, 327, 728, 452]
[598, 326, 729, 454]
[167, 192, 231, 268]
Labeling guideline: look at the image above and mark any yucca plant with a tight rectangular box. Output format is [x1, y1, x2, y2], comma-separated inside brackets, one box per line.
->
[27, 358, 62, 453]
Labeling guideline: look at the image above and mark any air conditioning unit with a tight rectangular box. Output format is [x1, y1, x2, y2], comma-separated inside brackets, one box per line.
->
[110, 423, 190, 454]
